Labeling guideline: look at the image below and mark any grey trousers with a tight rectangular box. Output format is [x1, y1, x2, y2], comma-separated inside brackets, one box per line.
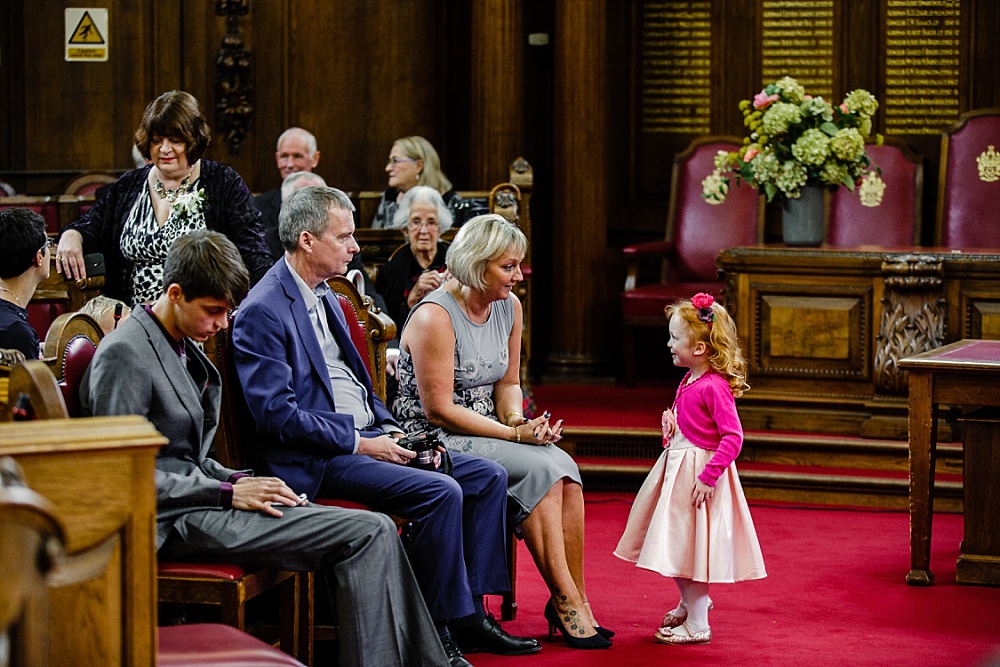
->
[160, 503, 449, 667]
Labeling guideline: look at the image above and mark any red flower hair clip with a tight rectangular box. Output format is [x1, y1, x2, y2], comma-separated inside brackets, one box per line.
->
[691, 292, 715, 328]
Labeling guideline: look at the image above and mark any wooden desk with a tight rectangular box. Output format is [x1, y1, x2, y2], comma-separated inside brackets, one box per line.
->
[0, 416, 166, 666]
[717, 245, 1000, 439]
[898, 339, 1000, 585]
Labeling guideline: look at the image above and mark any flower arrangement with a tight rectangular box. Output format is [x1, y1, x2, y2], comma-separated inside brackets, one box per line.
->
[702, 77, 882, 204]
[171, 188, 206, 223]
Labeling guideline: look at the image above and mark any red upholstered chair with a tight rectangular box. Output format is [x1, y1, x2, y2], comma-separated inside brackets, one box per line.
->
[936, 108, 1000, 249]
[827, 137, 923, 247]
[40, 311, 103, 417]
[159, 624, 306, 667]
[621, 136, 764, 385]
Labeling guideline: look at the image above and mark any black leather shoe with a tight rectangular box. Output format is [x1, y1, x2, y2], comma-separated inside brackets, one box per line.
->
[441, 635, 474, 667]
[451, 614, 542, 655]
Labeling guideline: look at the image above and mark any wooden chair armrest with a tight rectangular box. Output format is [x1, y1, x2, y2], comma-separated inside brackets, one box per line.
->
[623, 241, 676, 291]
[622, 240, 674, 257]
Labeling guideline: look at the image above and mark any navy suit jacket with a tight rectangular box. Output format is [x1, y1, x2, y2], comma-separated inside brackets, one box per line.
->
[232, 259, 397, 499]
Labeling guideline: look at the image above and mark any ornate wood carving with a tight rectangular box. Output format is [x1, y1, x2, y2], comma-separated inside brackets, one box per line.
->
[874, 255, 946, 395]
[215, 0, 254, 155]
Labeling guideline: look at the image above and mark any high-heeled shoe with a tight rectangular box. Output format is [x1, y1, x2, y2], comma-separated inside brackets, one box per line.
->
[581, 599, 615, 639]
[660, 598, 714, 628]
[544, 601, 612, 649]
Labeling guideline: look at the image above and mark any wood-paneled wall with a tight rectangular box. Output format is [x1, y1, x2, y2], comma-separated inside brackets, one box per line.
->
[2, 0, 998, 378]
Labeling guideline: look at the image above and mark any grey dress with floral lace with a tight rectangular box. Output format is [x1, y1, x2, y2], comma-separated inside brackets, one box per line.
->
[393, 288, 581, 528]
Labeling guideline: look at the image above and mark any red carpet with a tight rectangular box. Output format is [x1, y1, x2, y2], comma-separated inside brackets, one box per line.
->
[477, 493, 1000, 667]
[532, 384, 666, 429]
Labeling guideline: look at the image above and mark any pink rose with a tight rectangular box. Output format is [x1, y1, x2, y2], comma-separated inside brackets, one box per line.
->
[840, 103, 849, 113]
[691, 293, 715, 309]
[743, 148, 760, 162]
[753, 91, 779, 109]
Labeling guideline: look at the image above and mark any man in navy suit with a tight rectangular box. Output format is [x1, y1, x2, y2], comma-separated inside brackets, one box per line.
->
[232, 186, 540, 666]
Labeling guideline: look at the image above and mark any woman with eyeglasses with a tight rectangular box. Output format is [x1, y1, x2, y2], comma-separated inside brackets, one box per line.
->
[371, 136, 463, 229]
[375, 186, 453, 331]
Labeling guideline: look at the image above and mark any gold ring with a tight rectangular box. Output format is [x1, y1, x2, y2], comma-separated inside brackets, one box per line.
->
[55, 255, 62, 261]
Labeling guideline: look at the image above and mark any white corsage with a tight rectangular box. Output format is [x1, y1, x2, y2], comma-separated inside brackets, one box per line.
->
[172, 188, 206, 222]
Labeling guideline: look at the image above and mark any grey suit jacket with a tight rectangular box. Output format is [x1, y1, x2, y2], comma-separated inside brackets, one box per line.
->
[81, 306, 245, 549]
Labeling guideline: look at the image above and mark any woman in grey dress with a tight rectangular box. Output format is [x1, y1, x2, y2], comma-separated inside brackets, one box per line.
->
[394, 214, 612, 649]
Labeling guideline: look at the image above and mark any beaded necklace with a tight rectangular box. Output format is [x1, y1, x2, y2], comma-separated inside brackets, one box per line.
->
[153, 173, 192, 203]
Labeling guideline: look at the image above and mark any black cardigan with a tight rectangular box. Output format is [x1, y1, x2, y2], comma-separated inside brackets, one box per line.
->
[64, 160, 272, 300]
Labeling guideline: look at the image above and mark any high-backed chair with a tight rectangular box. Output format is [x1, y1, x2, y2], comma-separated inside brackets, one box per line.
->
[936, 108, 1000, 249]
[621, 136, 764, 385]
[62, 171, 117, 198]
[327, 275, 397, 403]
[40, 312, 103, 418]
[827, 137, 923, 247]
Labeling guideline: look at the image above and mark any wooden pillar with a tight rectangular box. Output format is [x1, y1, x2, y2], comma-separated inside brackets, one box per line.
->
[547, 0, 609, 374]
[469, 0, 524, 187]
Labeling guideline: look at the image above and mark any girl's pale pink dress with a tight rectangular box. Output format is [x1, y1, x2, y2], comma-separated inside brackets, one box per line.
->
[615, 411, 766, 583]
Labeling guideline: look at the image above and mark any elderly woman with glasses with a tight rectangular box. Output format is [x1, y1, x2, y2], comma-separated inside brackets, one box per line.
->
[371, 136, 463, 229]
[392, 214, 613, 650]
[374, 185, 453, 331]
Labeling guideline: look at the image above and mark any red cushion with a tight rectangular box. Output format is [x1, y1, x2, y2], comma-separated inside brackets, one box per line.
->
[59, 335, 97, 417]
[158, 561, 249, 580]
[335, 294, 373, 379]
[939, 113, 1000, 249]
[158, 623, 305, 667]
[622, 281, 725, 320]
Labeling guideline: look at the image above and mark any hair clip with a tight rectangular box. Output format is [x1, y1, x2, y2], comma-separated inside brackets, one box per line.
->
[691, 292, 715, 328]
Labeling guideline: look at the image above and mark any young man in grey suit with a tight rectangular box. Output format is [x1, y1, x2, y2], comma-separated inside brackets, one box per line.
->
[81, 229, 449, 667]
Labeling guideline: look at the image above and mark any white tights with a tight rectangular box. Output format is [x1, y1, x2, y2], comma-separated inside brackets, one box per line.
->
[673, 577, 711, 632]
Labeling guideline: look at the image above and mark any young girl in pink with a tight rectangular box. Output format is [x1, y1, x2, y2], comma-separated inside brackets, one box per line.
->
[614, 293, 766, 645]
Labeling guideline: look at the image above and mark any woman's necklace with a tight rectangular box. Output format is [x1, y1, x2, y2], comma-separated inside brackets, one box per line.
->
[0, 284, 24, 307]
[154, 172, 193, 203]
[454, 284, 489, 322]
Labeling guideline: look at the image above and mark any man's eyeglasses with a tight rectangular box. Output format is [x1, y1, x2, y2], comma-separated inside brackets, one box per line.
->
[41, 237, 56, 254]
[387, 156, 417, 167]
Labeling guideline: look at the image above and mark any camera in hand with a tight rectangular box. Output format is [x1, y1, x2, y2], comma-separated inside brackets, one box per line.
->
[397, 431, 441, 469]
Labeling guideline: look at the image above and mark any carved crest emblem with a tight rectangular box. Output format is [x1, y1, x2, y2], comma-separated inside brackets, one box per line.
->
[858, 171, 887, 207]
[977, 145, 1000, 183]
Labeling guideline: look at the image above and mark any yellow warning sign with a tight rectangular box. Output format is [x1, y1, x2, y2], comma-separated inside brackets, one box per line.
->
[69, 12, 105, 44]
[65, 8, 109, 62]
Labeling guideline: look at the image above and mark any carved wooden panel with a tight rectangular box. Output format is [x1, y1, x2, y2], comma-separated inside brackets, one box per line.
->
[755, 289, 869, 379]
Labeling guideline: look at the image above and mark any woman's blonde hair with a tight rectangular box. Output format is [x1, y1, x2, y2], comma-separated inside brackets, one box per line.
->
[666, 296, 749, 398]
[446, 214, 526, 292]
[394, 136, 453, 193]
